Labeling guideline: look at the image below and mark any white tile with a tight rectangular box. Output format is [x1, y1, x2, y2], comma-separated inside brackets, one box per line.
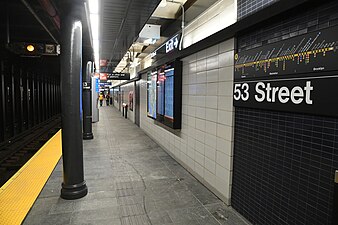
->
[182, 85, 189, 95]
[195, 107, 206, 119]
[205, 96, 218, 109]
[207, 55, 219, 70]
[217, 110, 233, 126]
[207, 83, 218, 96]
[189, 74, 197, 84]
[187, 146, 195, 159]
[205, 121, 217, 135]
[195, 161, 204, 178]
[216, 164, 231, 183]
[218, 96, 233, 111]
[187, 155, 195, 169]
[217, 124, 233, 141]
[188, 106, 196, 117]
[205, 157, 216, 174]
[180, 142, 188, 155]
[196, 59, 207, 72]
[216, 138, 233, 156]
[216, 151, 232, 170]
[183, 65, 189, 76]
[219, 38, 235, 53]
[196, 71, 207, 84]
[195, 118, 206, 131]
[188, 62, 197, 73]
[215, 178, 231, 200]
[207, 45, 219, 57]
[205, 133, 217, 148]
[195, 129, 205, 143]
[218, 66, 233, 82]
[195, 140, 205, 155]
[205, 108, 217, 122]
[197, 49, 207, 60]
[195, 151, 204, 166]
[219, 50, 234, 68]
[189, 96, 196, 106]
[188, 136, 195, 148]
[207, 69, 219, 83]
[204, 169, 216, 187]
[182, 95, 189, 105]
[205, 145, 216, 161]
[187, 116, 196, 128]
[195, 96, 206, 107]
[218, 81, 233, 96]
[196, 83, 206, 95]
[189, 84, 197, 95]
[183, 53, 197, 63]
[182, 105, 188, 115]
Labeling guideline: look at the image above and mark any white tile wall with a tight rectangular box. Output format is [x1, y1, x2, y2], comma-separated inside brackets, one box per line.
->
[139, 38, 235, 205]
[117, 83, 135, 123]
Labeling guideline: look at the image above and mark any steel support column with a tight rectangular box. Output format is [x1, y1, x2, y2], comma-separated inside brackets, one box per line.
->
[60, 2, 87, 200]
[82, 61, 93, 140]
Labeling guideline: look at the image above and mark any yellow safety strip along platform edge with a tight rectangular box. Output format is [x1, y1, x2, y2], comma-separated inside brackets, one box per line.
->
[0, 130, 62, 225]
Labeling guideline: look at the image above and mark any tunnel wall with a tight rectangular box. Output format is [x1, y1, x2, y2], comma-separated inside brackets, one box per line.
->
[0, 51, 60, 143]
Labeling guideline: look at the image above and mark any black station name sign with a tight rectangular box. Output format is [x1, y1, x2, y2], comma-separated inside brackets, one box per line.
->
[107, 73, 130, 80]
[233, 25, 338, 117]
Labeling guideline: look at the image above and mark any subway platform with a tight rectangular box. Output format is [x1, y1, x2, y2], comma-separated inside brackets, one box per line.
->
[23, 106, 248, 225]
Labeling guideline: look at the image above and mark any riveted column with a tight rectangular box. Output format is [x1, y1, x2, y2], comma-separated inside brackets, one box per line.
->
[82, 61, 94, 140]
[60, 2, 87, 200]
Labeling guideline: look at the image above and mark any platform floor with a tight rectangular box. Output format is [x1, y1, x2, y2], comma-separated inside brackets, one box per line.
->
[23, 106, 248, 225]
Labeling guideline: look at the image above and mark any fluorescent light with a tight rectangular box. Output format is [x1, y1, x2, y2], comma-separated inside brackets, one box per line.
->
[159, 0, 167, 7]
[88, 0, 99, 14]
[144, 38, 156, 45]
[90, 14, 99, 39]
[88, 0, 100, 71]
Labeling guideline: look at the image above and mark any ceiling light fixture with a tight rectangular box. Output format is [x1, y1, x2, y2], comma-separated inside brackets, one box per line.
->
[87, 0, 100, 70]
[26, 44, 35, 52]
[159, 0, 167, 7]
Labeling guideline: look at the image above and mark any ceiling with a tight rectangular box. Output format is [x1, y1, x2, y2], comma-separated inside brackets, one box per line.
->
[1, 0, 219, 73]
[99, 0, 162, 67]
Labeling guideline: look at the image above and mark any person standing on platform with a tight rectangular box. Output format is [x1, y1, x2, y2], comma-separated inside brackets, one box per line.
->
[106, 93, 110, 106]
[99, 93, 104, 106]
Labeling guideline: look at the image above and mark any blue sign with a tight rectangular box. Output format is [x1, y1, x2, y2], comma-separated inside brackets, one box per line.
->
[95, 78, 99, 93]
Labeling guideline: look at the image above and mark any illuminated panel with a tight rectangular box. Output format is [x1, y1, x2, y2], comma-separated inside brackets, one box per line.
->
[164, 65, 174, 120]
[235, 26, 338, 80]
[147, 71, 157, 119]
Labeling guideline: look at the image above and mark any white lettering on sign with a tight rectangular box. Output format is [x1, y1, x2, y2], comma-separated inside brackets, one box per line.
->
[166, 36, 179, 53]
[254, 81, 313, 104]
[235, 81, 314, 105]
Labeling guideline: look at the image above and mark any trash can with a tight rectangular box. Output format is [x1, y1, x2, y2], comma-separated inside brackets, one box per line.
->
[122, 103, 128, 119]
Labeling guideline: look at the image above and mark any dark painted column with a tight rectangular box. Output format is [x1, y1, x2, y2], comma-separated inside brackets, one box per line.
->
[334, 170, 338, 225]
[82, 61, 94, 140]
[60, 2, 88, 200]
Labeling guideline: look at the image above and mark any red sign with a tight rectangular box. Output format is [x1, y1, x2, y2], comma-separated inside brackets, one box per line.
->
[100, 59, 108, 67]
[99, 73, 107, 81]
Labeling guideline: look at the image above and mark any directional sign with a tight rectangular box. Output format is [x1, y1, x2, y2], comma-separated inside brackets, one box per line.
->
[107, 73, 130, 80]
[166, 35, 179, 53]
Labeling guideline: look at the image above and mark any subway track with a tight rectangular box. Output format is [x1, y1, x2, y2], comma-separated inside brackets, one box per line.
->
[0, 116, 61, 187]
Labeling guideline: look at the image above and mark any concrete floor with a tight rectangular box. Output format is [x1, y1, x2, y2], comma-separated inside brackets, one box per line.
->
[23, 106, 249, 225]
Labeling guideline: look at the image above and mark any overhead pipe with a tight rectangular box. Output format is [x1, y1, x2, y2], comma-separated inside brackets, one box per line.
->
[6, 0, 10, 46]
[167, 0, 185, 50]
[38, 0, 61, 30]
[21, 0, 59, 44]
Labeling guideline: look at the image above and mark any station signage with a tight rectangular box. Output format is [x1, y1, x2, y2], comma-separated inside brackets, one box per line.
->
[107, 73, 130, 80]
[165, 35, 179, 53]
[233, 25, 338, 117]
[234, 76, 338, 117]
